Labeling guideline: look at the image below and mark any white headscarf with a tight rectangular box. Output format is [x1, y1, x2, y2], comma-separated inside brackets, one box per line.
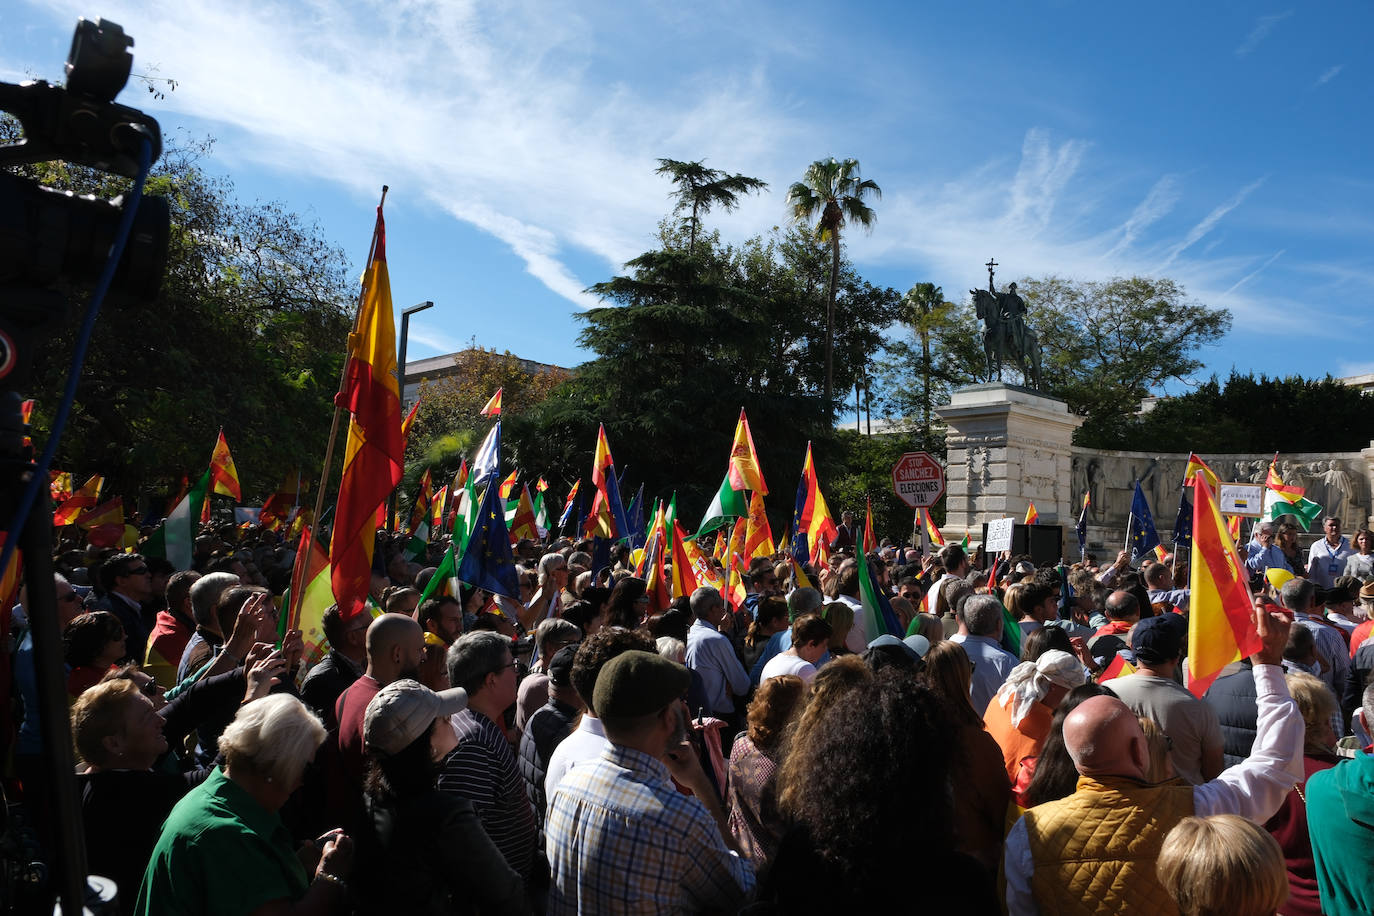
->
[995, 648, 1086, 728]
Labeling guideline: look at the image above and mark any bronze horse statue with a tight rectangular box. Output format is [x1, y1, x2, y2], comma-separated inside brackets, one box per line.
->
[971, 288, 1043, 390]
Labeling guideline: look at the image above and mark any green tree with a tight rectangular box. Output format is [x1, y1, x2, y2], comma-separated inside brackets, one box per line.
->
[1018, 276, 1232, 446]
[3, 126, 356, 509]
[1118, 371, 1374, 453]
[786, 158, 881, 407]
[654, 159, 767, 255]
[872, 284, 983, 432]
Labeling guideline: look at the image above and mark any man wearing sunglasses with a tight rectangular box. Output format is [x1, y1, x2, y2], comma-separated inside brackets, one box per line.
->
[95, 553, 155, 665]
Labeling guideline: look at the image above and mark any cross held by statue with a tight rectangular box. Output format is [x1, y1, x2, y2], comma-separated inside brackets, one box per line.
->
[986, 258, 998, 288]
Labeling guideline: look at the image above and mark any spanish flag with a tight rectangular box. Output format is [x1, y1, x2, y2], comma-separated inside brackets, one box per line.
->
[743, 490, 775, 560]
[499, 468, 519, 500]
[727, 407, 768, 495]
[479, 388, 502, 417]
[1096, 654, 1136, 683]
[54, 474, 104, 526]
[287, 524, 334, 668]
[1183, 453, 1219, 490]
[797, 443, 838, 564]
[208, 430, 241, 500]
[585, 424, 629, 540]
[1187, 471, 1263, 698]
[401, 398, 422, 443]
[1024, 501, 1039, 526]
[328, 203, 405, 621]
[922, 507, 946, 546]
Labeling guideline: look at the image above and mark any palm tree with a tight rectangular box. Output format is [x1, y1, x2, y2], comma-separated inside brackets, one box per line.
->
[655, 159, 767, 255]
[786, 158, 881, 405]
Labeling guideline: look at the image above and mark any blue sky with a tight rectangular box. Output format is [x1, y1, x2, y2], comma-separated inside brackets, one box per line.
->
[5, 1, 1371, 395]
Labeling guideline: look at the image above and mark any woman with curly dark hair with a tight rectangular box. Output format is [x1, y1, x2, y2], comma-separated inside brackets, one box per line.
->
[726, 673, 807, 868]
[921, 640, 1012, 875]
[764, 670, 999, 913]
[64, 610, 126, 697]
[604, 577, 649, 630]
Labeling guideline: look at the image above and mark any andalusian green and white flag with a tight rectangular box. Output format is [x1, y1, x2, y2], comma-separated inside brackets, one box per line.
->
[696, 472, 747, 537]
[146, 469, 210, 570]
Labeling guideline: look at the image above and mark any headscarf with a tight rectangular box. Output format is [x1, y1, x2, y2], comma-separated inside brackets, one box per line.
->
[995, 648, 1086, 727]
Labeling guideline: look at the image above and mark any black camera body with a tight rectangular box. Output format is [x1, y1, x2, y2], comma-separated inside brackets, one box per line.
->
[0, 17, 169, 392]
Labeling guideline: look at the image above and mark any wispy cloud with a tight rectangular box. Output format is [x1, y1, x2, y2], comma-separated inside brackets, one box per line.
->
[1158, 177, 1266, 271]
[1221, 249, 1285, 297]
[1235, 11, 1292, 57]
[1316, 64, 1344, 86]
[1102, 176, 1179, 261]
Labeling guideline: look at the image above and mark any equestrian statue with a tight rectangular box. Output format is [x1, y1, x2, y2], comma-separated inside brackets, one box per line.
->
[971, 258, 1043, 390]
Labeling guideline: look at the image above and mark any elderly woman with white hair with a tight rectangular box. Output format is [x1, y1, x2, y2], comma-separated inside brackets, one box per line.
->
[135, 695, 352, 916]
[981, 648, 1087, 782]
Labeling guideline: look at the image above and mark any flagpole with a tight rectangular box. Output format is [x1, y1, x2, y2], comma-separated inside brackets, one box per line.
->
[291, 185, 389, 632]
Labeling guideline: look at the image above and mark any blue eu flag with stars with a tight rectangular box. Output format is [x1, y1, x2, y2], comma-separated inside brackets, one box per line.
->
[1127, 481, 1161, 561]
[458, 479, 521, 599]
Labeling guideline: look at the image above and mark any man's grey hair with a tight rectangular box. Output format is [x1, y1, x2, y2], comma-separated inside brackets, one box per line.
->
[446, 631, 512, 695]
[1280, 578, 1315, 615]
[788, 587, 823, 618]
[538, 552, 567, 583]
[535, 617, 580, 654]
[689, 586, 723, 618]
[963, 594, 1004, 637]
[945, 581, 975, 621]
[1363, 682, 1374, 720]
[189, 572, 240, 630]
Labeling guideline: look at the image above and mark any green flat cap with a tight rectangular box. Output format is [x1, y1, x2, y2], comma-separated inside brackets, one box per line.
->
[593, 650, 691, 719]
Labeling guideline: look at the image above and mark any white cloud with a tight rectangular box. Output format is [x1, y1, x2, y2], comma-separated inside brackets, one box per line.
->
[1316, 64, 1344, 86]
[1157, 177, 1266, 271]
[1102, 176, 1180, 261]
[1235, 11, 1293, 58]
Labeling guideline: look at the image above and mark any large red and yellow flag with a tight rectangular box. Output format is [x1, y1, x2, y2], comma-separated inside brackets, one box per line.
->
[727, 407, 768, 494]
[743, 490, 774, 560]
[727, 552, 747, 610]
[797, 443, 838, 565]
[1266, 454, 1305, 502]
[328, 204, 405, 621]
[1187, 471, 1263, 698]
[479, 388, 502, 417]
[54, 474, 104, 526]
[208, 430, 241, 500]
[1183, 453, 1219, 490]
[508, 485, 539, 544]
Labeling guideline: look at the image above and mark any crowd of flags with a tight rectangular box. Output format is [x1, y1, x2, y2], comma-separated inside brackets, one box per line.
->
[35, 197, 1336, 686]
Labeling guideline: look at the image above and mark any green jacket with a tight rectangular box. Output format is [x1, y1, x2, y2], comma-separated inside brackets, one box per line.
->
[1307, 752, 1374, 916]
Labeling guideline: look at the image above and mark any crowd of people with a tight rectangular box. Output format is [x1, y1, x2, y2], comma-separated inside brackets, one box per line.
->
[11, 509, 1374, 914]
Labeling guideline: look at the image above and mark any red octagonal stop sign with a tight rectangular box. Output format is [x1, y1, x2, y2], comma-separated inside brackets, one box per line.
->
[891, 451, 945, 509]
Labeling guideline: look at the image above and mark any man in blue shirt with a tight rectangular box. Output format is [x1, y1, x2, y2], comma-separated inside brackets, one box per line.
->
[684, 587, 750, 724]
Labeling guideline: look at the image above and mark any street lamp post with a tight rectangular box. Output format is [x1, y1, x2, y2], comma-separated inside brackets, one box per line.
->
[390, 300, 434, 531]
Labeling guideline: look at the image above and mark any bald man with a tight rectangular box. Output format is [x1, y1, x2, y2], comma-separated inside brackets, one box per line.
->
[336, 613, 426, 794]
[1004, 605, 1304, 916]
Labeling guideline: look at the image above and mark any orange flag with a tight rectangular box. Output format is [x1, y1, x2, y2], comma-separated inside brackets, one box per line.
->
[208, 430, 242, 500]
[727, 407, 768, 494]
[743, 490, 774, 560]
[327, 202, 405, 622]
[480, 388, 502, 417]
[1187, 472, 1263, 698]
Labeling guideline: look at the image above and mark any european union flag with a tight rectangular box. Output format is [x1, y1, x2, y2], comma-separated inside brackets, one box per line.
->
[1127, 481, 1161, 561]
[1172, 489, 1193, 552]
[625, 483, 647, 550]
[458, 479, 520, 599]
[790, 471, 810, 564]
[1075, 502, 1089, 558]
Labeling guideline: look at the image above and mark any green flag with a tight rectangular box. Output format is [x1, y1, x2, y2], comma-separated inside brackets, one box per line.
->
[146, 469, 210, 571]
[696, 473, 747, 537]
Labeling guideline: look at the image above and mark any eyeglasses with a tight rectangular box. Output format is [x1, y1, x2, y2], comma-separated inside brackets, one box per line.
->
[139, 679, 165, 698]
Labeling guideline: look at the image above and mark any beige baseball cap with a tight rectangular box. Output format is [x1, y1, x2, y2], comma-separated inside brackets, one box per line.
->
[363, 679, 468, 757]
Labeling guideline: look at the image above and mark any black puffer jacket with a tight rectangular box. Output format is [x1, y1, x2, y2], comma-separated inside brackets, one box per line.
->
[1202, 661, 1257, 768]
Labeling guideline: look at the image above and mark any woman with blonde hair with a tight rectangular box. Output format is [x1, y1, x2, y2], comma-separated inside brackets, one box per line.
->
[821, 601, 854, 657]
[1157, 814, 1287, 916]
[1262, 671, 1341, 916]
[136, 695, 352, 915]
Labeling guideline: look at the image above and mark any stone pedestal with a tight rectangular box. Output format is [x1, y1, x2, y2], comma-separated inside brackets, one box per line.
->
[936, 384, 1084, 547]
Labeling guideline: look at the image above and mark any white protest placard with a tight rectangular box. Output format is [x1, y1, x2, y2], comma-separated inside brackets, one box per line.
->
[1219, 483, 1264, 517]
[986, 517, 1015, 553]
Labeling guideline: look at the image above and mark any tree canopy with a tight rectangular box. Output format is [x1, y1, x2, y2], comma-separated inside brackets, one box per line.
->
[2, 125, 356, 510]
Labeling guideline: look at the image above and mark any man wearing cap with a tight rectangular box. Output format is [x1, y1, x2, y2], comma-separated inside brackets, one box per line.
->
[440, 631, 539, 880]
[546, 650, 755, 914]
[1107, 615, 1224, 784]
[518, 644, 583, 831]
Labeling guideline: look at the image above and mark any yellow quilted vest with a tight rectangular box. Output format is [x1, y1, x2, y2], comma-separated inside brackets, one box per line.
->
[1023, 774, 1193, 916]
